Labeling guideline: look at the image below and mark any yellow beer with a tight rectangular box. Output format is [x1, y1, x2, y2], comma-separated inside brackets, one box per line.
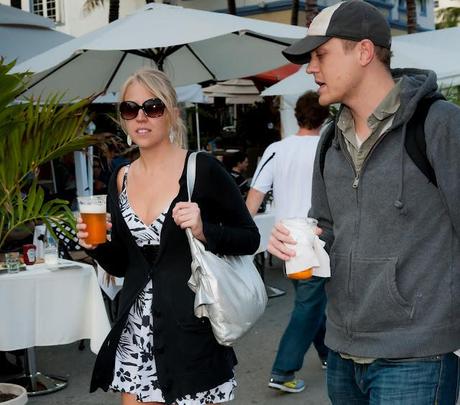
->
[287, 268, 313, 280]
[81, 212, 107, 245]
[78, 195, 107, 245]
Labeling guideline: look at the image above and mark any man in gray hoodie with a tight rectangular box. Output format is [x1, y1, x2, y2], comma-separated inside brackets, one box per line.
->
[268, 1, 460, 403]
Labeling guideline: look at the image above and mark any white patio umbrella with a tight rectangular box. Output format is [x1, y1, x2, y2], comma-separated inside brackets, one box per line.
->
[0, 4, 72, 64]
[93, 84, 209, 104]
[12, 3, 306, 101]
[203, 78, 262, 139]
[203, 79, 262, 104]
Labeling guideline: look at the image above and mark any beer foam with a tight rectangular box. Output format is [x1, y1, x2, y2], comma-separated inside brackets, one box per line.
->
[79, 204, 106, 214]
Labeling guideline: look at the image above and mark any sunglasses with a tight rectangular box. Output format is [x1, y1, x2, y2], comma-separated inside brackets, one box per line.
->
[119, 98, 166, 120]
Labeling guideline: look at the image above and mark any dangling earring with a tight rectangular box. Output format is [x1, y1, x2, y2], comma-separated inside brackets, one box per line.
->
[126, 134, 132, 146]
[169, 131, 174, 144]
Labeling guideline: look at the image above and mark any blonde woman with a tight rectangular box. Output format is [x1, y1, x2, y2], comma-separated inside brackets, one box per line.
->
[77, 68, 260, 405]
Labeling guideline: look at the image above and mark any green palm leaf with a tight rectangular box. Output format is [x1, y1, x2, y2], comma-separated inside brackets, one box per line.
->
[0, 60, 99, 251]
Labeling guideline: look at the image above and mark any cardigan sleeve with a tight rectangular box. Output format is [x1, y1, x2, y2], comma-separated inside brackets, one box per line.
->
[196, 153, 260, 256]
[87, 238, 127, 277]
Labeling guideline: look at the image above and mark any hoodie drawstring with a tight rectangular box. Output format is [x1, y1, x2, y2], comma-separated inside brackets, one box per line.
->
[394, 123, 408, 212]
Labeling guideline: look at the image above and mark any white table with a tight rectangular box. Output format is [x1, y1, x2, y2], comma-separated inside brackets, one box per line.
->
[254, 212, 276, 255]
[254, 212, 285, 298]
[0, 259, 111, 395]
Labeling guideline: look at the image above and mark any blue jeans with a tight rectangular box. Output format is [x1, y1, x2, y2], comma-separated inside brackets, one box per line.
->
[271, 276, 328, 381]
[327, 350, 460, 404]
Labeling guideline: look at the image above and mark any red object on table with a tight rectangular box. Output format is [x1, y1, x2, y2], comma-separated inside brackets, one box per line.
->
[23, 244, 36, 265]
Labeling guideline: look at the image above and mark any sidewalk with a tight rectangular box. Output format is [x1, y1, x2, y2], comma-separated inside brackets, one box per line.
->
[17, 258, 330, 405]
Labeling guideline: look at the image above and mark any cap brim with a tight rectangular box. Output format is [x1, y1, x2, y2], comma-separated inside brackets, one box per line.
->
[282, 36, 330, 64]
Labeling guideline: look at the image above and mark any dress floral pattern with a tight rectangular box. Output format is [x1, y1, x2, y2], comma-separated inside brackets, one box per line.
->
[110, 165, 236, 404]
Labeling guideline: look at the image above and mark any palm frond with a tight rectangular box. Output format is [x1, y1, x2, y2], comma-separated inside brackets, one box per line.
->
[436, 7, 460, 29]
[82, 0, 105, 16]
[0, 60, 99, 250]
[0, 183, 75, 248]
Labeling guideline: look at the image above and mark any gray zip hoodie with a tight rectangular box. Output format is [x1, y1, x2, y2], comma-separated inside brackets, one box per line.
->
[310, 68, 460, 358]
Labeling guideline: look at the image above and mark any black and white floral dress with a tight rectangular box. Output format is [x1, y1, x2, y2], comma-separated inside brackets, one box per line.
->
[110, 165, 236, 404]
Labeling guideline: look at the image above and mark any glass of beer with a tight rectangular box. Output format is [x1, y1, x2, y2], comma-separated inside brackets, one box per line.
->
[77, 195, 107, 245]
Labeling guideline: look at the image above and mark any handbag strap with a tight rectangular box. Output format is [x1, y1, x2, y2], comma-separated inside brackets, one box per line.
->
[185, 151, 199, 242]
[186, 151, 199, 203]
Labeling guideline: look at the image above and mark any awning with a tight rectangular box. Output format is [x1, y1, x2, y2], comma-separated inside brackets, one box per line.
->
[250, 63, 301, 86]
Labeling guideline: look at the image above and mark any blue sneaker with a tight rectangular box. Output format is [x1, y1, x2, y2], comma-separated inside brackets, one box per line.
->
[268, 378, 305, 393]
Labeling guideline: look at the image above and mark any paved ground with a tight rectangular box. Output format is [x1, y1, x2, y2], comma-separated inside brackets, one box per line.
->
[3, 257, 329, 405]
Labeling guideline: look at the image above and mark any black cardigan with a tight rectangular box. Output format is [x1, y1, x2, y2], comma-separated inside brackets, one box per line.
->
[89, 152, 260, 404]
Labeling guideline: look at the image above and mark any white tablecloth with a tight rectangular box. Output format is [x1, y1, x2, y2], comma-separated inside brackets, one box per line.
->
[254, 212, 276, 254]
[0, 259, 110, 354]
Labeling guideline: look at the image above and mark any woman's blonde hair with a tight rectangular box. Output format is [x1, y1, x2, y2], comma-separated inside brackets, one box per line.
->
[118, 68, 186, 147]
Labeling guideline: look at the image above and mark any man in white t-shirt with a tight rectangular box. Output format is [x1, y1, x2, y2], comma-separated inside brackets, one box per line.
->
[246, 91, 330, 393]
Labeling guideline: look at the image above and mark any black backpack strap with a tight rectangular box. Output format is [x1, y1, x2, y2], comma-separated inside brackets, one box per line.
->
[251, 151, 275, 185]
[405, 94, 445, 187]
[319, 121, 336, 179]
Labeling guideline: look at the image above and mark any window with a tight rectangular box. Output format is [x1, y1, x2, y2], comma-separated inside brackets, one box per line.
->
[420, 0, 427, 15]
[32, 0, 59, 22]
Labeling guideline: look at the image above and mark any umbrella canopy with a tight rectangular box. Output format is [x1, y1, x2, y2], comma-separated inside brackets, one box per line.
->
[252, 63, 300, 86]
[93, 84, 210, 104]
[203, 79, 262, 104]
[0, 4, 72, 64]
[391, 27, 460, 88]
[261, 67, 314, 97]
[12, 3, 306, 101]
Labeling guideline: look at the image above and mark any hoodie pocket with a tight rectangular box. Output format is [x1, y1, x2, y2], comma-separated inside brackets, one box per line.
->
[351, 256, 414, 332]
[325, 253, 350, 328]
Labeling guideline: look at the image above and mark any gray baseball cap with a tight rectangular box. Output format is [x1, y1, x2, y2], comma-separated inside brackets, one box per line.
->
[283, 0, 391, 64]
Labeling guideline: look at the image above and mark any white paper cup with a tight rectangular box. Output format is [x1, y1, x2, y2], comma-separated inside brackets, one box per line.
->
[281, 217, 318, 280]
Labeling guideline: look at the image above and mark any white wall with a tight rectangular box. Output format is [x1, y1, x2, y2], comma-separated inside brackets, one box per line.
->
[55, 0, 146, 37]
[436, 0, 460, 8]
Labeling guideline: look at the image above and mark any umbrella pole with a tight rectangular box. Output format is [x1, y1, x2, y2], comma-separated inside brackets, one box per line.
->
[87, 146, 94, 196]
[74, 151, 89, 196]
[195, 104, 201, 151]
[50, 160, 57, 194]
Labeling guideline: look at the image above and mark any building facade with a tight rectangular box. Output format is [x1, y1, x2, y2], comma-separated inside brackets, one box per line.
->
[435, 0, 460, 9]
[434, 0, 460, 26]
[1, 0, 435, 37]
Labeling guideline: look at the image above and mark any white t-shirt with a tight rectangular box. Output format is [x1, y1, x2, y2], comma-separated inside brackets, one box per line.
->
[251, 134, 320, 221]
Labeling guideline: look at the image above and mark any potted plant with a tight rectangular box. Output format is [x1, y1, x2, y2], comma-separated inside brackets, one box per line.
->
[0, 383, 27, 404]
[0, 60, 100, 403]
[0, 58, 101, 402]
[0, 59, 97, 252]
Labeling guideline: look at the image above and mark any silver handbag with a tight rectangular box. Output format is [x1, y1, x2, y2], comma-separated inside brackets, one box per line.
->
[185, 152, 268, 346]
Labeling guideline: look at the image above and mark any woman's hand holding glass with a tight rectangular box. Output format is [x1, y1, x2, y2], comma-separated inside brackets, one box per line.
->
[172, 202, 206, 243]
[76, 214, 112, 250]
